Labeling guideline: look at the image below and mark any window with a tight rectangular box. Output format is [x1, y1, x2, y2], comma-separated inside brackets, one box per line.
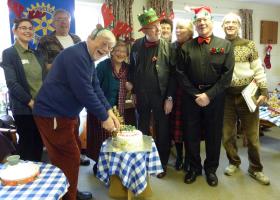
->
[0, 1, 10, 113]
[0, 1, 12, 62]
[75, 1, 102, 41]
[75, 1, 108, 64]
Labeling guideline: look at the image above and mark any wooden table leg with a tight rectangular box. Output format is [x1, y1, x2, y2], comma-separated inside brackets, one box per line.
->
[127, 190, 133, 200]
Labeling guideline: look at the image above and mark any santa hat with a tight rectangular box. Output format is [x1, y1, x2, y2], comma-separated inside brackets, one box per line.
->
[192, 6, 212, 20]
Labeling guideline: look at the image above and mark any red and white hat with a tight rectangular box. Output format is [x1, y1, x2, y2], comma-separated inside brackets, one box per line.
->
[192, 6, 212, 20]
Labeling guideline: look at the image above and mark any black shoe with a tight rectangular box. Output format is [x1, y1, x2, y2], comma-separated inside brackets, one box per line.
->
[157, 166, 167, 179]
[77, 190, 93, 200]
[206, 172, 218, 187]
[184, 170, 201, 184]
[80, 158, 90, 166]
[175, 157, 183, 171]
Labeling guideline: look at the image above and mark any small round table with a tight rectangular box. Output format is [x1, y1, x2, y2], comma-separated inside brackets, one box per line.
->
[97, 138, 163, 200]
[0, 162, 69, 200]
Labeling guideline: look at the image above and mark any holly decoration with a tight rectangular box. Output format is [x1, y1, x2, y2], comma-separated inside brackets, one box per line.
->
[210, 47, 224, 54]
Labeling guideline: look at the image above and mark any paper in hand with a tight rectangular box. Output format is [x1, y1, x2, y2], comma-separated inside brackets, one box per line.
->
[241, 80, 258, 112]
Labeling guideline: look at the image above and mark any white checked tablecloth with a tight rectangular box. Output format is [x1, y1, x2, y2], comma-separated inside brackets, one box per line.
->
[97, 139, 163, 195]
[0, 162, 69, 200]
[259, 106, 280, 127]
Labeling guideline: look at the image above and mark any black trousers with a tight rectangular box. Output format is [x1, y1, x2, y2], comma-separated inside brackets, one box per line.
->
[182, 92, 225, 174]
[14, 115, 43, 161]
[136, 91, 170, 167]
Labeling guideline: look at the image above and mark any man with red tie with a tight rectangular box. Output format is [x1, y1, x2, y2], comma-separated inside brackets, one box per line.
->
[176, 6, 234, 186]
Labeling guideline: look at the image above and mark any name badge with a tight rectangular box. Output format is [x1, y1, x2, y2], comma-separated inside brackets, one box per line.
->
[21, 59, 29, 64]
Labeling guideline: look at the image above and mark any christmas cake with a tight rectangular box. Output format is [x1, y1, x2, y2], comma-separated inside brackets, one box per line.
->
[112, 125, 144, 148]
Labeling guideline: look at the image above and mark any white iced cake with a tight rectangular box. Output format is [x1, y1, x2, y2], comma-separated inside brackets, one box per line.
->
[112, 125, 143, 148]
[0, 162, 40, 186]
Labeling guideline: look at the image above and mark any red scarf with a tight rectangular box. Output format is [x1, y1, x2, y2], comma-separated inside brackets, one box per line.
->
[112, 61, 127, 116]
[145, 40, 159, 48]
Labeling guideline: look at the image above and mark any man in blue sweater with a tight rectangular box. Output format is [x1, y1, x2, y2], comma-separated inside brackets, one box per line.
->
[33, 28, 119, 200]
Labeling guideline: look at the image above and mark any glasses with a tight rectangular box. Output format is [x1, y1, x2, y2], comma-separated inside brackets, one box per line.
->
[113, 49, 127, 54]
[18, 26, 33, 31]
[224, 21, 239, 26]
[101, 42, 113, 51]
[54, 18, 70, 22]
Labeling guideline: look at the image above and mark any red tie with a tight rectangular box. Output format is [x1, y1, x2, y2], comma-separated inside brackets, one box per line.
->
[198, 36, 211, 44]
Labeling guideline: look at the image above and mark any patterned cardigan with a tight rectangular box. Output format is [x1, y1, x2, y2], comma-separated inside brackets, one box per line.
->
[229, 36, 268, 96]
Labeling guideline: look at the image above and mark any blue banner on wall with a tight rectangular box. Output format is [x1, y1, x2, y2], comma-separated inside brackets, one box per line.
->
[8, 0, 75, 48]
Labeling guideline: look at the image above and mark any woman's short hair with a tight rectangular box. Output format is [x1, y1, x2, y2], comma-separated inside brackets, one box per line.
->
[13, 18, 33, 30]
[112, 40, 129, 55]
[160, 18, 173, 32]
[176, 19, 194, 37]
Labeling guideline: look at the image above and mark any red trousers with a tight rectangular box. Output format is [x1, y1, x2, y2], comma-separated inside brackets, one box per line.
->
[34, 116, 80, 200]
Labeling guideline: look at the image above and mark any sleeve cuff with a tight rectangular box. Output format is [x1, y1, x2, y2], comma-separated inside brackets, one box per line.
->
[259, 88, 268, 97]
[99, 112, 109, 122]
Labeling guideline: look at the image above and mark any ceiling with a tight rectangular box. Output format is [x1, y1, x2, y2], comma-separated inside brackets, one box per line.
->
[233, 0, 280, 5]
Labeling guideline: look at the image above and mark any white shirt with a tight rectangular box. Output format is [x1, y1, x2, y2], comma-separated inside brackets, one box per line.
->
[56, 35, 74, 49]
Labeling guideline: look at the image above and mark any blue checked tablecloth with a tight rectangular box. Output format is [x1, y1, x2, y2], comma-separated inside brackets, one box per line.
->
[97, 139, 163, 195]
[0, 162, 69, 200]
[259, 106, 280, 127]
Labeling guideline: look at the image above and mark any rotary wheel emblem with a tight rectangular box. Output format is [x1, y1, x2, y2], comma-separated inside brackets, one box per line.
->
[23, 2, 55, 44]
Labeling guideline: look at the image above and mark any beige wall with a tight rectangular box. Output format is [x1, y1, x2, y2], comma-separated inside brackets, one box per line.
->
[132, 0, 280, 90]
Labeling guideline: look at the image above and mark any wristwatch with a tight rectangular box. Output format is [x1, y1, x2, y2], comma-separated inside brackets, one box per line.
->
[167, 96, 173, 101]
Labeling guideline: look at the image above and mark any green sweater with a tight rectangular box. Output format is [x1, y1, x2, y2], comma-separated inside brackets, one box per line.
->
[96, 59, 127, 106]
[14, 41, 42, 99]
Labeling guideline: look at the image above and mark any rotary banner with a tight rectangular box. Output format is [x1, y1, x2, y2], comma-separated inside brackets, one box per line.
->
[7, 0, 75, 48]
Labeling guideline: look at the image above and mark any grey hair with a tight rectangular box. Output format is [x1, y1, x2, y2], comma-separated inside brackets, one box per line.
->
[52, 9, 71, 20]
[89, 28, 116, 43]
[222, 12, 242, 27]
